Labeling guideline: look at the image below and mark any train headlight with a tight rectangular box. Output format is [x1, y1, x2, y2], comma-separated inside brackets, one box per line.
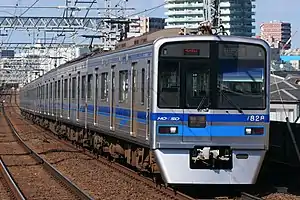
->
[158, 126, 178, 134]
[188, 115, 206, 128]
[245, 128, 252, 135]
[245, 127, 264, 135]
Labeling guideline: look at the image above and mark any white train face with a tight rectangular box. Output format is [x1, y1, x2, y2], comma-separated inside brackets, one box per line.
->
[152, 37, 270, 184]
[154, 39, 269, 149]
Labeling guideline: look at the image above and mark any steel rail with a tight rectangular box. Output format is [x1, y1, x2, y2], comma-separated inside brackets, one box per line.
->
[2, 106, 94, 200]
[240, 192, 263, 200]
[0, 157, 26, 200]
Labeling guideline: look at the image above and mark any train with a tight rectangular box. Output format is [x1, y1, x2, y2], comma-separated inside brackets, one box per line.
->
[19, 27, 271, 185]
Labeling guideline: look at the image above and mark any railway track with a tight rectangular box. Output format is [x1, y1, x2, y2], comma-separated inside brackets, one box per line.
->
[4, 95, 195, 200]
[0, 105, 93, 200]
[240, 192, 263, 200]
[0, 158, 22, 200]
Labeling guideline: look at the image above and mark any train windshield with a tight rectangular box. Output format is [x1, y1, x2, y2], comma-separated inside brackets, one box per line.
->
[157, 41, 267, 110]
[216, 43, 266, 109]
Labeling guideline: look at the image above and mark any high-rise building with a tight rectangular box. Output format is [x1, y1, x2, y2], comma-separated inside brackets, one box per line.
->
[127, 16, 166, 38]
[260, 21, 292, 49]
[164, 0, 255, 37]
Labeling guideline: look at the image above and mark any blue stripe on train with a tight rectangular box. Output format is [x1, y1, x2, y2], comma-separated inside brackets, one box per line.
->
[37, 104, 270, 123]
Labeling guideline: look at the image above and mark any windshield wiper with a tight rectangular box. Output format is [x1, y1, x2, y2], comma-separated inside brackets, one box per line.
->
[196, 95, 208, 112]
[218, 88, 244, 114]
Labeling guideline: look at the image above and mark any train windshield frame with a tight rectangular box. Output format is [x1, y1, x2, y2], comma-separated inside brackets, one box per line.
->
[157, 40, 267, 110]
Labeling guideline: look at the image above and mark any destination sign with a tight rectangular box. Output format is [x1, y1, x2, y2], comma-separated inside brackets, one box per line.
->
[219, 43, 265, 60]
[160, 42, 210, 58]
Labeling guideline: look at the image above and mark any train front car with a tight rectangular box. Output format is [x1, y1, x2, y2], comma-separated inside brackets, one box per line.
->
[152, 36, 270, 184]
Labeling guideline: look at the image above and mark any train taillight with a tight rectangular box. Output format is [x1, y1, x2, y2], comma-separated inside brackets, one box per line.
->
[245, 127, 264, 135]
[158, 126, 178, 134]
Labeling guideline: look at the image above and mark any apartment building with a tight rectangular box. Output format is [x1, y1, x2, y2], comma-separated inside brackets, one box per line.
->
[127, 16, 166, 38]
[260, 21, 292, 49]
[164, 0, 255, 37]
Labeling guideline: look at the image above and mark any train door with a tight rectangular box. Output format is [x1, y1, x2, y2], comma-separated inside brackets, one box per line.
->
[181, 60, 212, 142]
[145, 60, 151, 140]
[130, 62, 137, 137]
[110, 65, 115, 131]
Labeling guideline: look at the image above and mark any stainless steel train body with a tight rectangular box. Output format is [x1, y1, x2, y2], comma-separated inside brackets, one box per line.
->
[19, 34, 271, 184]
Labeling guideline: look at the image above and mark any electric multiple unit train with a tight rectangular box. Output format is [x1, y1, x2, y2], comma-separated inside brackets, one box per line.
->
[19, 28, 270, 184]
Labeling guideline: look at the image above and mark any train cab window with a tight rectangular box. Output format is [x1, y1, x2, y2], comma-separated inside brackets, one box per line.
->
[72, 77, 76, 99]
[158, 60, 180, 108]
[58, 80, 61, 98]
[119, 70, 129, 102]
[185, 64, 210, 109]
[81, 75, 86, 99]
[64, 79, 68, 98]
[141, 68, 145, 105]
[87, 74, 93, 99]
[216, 43, 266, 109]
[100, 72, 108, 100]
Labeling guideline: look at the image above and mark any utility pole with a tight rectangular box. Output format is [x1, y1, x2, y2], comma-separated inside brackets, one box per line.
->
[201, 0, 226, 35]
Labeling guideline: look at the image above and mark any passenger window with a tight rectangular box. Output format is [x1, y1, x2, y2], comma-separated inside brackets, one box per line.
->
[64, 79, 68, 98]
[132, 62, 137, 91]
[81, 75, 86, 99]
[87, 74, 93, 99]
[72, 77, 76, 99]
[119, 70, 129, 102]
[46, 84, 48, 99]
[141, 68, 145, 104]
[95, 73, 99, 99]
[69, 77, 71, 98]
[58, 80, 61, 98]
[50, 83, 52, 99]
[77, 74, 80, 101]
[54, 81, 57, 99]
[100, 72, 108, 100]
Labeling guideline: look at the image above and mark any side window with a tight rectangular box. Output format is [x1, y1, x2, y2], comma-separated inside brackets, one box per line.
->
[54, 81, 57, 98]
[46, 84, 48, 99]
[72, 77, 76, 99]
[77, 74, 80, 100]
[132, 62, 137, 92]
[100, 72, 108, 100]
[95, 72, 99, 99]
[119, 70, 129, 102]
[87, 74, 93, 99]
[50, 82, 52, 99]
[81, 75, 86, 99]
[64, 79, 68, 98]
[58, 80, 61, 98]
[141, 68, 145, 104]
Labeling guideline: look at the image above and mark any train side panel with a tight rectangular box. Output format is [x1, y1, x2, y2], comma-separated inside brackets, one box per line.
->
[20, 44, 154, 148]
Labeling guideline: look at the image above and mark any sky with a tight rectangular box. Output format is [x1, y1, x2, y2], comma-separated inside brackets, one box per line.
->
[0, 0, 299, 48]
